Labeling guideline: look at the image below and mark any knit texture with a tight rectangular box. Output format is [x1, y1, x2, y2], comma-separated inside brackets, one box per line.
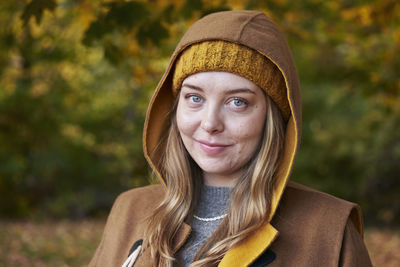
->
[178, 185, 232, 266]
[172, 40, 290, 120]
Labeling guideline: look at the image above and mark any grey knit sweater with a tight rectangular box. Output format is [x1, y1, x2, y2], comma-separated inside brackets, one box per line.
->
[178, 185, 232, 266]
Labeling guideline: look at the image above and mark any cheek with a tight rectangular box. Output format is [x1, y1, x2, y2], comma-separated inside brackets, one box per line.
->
[236, 126, 263, 146]
[231, 115, 265, 141]
[235, 102, 266, 134]
[247, 107, 267, 139]
[176, 106, 197, 136]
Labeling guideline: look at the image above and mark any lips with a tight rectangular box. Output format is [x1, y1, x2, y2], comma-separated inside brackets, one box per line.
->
[196, 139, 231, 155]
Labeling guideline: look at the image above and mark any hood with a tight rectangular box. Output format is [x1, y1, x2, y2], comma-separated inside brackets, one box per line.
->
[143, 10, 302, 265]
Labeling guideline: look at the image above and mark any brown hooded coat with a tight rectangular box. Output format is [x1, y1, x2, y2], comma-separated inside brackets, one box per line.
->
[89, 10, 372, 267]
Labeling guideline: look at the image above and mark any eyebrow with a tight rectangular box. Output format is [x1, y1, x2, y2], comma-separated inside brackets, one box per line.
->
[181, 83, 256, 95]
[181, 83, 203, 91]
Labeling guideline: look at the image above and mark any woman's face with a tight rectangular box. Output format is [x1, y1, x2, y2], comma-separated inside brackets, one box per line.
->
[176, 72, 267, 187]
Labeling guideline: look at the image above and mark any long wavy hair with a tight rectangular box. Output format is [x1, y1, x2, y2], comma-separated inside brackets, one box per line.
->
[144, 92, 285, 266]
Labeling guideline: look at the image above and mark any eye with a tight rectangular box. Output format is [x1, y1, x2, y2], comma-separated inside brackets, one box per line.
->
[232, 98, 245, 107]
[228, 97, 248, 109]
[190, 95, 202, 103]
[184, 94, 203, 106]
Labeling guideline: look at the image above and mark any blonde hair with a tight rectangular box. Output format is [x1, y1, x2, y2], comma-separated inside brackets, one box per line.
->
[144, 93, 285, 266]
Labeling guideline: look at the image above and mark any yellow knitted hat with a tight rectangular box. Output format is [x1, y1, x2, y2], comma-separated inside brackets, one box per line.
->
[172, 40, 290, 120]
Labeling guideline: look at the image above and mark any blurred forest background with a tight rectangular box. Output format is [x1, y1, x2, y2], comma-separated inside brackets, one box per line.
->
[0, 0, 399, 265]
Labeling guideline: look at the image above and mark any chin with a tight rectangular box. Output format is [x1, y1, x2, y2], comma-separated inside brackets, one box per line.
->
[198, 164, 239, 177]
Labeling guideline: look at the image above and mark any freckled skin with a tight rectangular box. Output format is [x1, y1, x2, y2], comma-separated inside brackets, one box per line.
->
[176, 72, 267, 187]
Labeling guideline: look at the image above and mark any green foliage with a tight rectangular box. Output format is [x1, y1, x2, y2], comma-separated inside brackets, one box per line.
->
[1, 0, 150, 218]
[21, 0, 56, 25]
[83, 1, 148, 45]
[1, 0, 399, 225]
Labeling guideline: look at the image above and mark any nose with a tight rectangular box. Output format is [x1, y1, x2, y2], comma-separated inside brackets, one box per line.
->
[201, 105, 224, 134]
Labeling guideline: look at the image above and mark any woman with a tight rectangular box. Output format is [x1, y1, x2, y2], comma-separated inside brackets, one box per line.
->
[89, 10, 372, 266]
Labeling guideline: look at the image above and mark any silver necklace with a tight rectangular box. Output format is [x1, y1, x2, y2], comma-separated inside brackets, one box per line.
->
[193, 214, 227, 222]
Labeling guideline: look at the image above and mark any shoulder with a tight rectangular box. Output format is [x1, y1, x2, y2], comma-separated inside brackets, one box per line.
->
[105, 183, 165, 224]
[283, 181, 361, 224]
[270, 182, 370, 266]
[285, 181, 356, 208]
[274, 180, 364, 240]
[111, 184, 166, 220]
[116, 183, 165, 206]
[278, 181, 362, 233]
[88, 184, 165, 267]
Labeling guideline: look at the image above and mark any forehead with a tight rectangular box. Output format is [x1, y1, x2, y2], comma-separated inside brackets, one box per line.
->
[182, 71, 263, 94]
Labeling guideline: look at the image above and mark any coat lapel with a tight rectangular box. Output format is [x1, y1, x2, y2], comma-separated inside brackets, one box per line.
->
[219, 223, 278, 267]
[130, 222, 192, 267]
[173, 222, 192, 253]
